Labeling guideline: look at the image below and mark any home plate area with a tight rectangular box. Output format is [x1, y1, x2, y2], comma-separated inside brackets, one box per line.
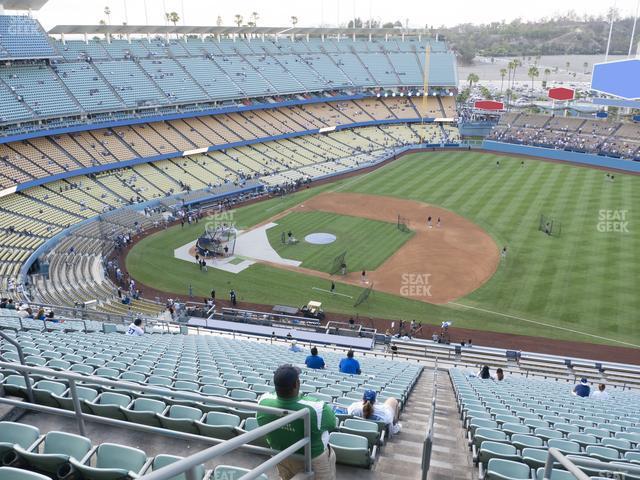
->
[174, 222, 301, 274]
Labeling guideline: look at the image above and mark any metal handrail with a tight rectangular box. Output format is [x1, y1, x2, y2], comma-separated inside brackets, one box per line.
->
[0, 361, 313, 479]
[0, 330, 34, 402]
[420, 360, 438, 480]
[543, 448, 640, 480]
[139, 410, 311, 480]
[543, 448, 590, 480]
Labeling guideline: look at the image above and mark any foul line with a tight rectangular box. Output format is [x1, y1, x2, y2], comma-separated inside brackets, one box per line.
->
[312, 287, 354, 299]
[448, 302, 640, 348]
[329, 153, 398, 194]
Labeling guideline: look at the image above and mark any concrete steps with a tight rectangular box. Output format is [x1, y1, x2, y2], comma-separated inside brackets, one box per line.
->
[369, 368, 475, 480]
[425, 371, 475, 480]
[369, 369, 435, 480]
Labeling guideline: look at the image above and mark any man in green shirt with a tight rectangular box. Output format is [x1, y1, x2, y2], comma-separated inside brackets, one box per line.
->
[257, 364, 337, 480]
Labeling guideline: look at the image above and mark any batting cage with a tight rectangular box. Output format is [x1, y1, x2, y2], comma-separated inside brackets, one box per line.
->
[330, 251, 348, 275]
[354, 283, 374, 307]
[539, 214, 562, 237]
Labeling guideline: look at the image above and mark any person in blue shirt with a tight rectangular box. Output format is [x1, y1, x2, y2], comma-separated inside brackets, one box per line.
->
[305, 347, 325, 369]
[339, 350, 361, 375]
[573, 378, 590, 397]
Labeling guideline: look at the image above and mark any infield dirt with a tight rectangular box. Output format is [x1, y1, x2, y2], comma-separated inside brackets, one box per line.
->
[262, 191, 500, 304]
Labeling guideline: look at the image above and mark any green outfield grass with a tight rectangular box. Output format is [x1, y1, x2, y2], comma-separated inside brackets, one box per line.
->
[126, 151, 640, 347]
[265, 211, 413, 273]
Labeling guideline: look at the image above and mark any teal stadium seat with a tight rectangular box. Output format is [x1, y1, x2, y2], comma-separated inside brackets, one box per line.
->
[69, 443, 148, 480]
[196, 412, 241, 440]
[146, 454, 206, 480]
[0, 467, 50, 480]
[486, 458, 531, 480]
[0, 422, 40, 458]
[328, 432, 372, 468]
[14, 431, 92, 475]
[158, 405, 203, 434]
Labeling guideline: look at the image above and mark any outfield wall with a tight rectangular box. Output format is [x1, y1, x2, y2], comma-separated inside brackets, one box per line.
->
[483, 141, 640, 173]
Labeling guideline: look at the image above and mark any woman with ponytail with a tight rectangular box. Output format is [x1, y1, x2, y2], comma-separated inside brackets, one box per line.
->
[347, 390, 402, 435]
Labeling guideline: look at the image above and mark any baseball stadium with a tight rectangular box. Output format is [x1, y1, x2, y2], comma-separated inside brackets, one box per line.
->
[0, 1, 639, 479]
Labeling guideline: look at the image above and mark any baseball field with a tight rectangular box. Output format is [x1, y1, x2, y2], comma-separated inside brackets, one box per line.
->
[126, 151, 640, 348]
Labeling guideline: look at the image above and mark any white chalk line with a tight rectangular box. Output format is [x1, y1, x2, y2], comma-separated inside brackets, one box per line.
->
[312, 287, 354, 299]
[448, 302, 639, 348]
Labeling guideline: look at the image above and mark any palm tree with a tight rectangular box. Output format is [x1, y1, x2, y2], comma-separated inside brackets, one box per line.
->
[528, 66, 539, 90]
[104, 6, 111, 25]
[507, 61, 515, 90]
[234, 14, 243, 27]
[565, 61, 571, 72]
[583, 61, 589, 74]
[216, 16, 223, 26]
[251, 12, 259, 27]
[511, 59, 521, 89]
[291, 16, 298, 27]
[500, 68, 507, 93]
[544, 68, 551, 86]
[467, 72, 479, 88]
[166, 11, 180, 26]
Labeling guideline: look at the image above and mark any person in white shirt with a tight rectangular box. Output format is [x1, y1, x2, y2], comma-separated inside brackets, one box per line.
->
[590, 383, 610, 400]
[347, 390, 402, 435]
[126, 318, 144, 336]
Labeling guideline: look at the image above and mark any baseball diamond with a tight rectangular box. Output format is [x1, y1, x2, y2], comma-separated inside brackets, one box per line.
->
[126, 151, 640, 347]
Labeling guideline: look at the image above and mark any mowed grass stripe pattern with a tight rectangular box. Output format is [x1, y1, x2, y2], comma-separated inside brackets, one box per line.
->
[347, 151, 640, 345]
[266, 211, 413, 273]
[126, 151, 640, 346]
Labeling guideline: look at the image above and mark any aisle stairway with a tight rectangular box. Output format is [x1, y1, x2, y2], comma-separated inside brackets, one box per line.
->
[428, 371, 475, 480]
[370, 368, 474, 480]
[355, 368, 414, 479]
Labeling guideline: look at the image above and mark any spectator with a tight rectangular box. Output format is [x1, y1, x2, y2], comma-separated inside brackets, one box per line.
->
[348, 389, 402, 435]
[35, 307, 46, 321]
[477, 365, 491, 380]
[573, 378, 590, 398]
[305, 347, 325, 369]
[126, 318, 144, 336]
[17, 304, 31, 319]
[590, 383, 609, 400]
[288, 340, 303, 353]
[339, 350, 361, 375]
[495, 368, 504, 381]
[257, 365, 337, 480]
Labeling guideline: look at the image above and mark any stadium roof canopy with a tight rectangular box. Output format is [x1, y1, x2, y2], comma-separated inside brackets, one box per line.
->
[48, 24, 431, 37]
[0, 0, 49, 10]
